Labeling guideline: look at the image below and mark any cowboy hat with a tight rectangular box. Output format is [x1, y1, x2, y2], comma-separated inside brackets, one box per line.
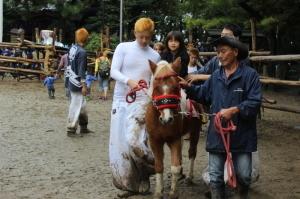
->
[213, 36, 249, 60]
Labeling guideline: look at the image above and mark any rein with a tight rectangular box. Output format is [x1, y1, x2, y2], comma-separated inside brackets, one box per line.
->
[126, 80, 148, 103]
[125, 70, 181, 111]
[214, 112, 237, 188]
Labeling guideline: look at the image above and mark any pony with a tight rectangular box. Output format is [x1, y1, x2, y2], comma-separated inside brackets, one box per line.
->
[145, 58, 202, 199]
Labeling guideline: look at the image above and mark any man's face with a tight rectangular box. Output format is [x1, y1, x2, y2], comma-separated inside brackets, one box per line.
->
[221, 28, 235, 38]
[216, 44, 238, 67]
[189, 54, 198, 65]
[135, 31, 152, 47]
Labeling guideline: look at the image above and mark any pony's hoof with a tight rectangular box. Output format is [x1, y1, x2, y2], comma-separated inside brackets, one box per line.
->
[154, 192, 164, 199]
[116, 191, 137, 198]
[168, 191, 179, 199]
[138, 180, 150, 193]
[185, 176, 194, 185]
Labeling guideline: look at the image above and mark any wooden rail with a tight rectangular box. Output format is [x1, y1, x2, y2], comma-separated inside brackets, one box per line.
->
[250, 54, 300, 62]
[262, 104, 300, 114]
[0, 66, 46, 75]
[0, 55, 45, 63]
[199, 51, 271, 56]
[189, 74, 300, 87]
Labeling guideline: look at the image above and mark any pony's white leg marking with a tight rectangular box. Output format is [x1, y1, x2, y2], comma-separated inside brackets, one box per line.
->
[155, 173, 164, 197]
[170, 165, 181, 197]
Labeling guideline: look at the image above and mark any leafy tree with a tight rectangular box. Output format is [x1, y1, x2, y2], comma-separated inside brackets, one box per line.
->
[3, 0, 300, 53]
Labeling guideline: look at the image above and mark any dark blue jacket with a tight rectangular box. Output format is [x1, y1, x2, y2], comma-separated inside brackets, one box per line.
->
[43, 76, 56, 89]
[86, 74, 97, 88]
[67, 44, 87, 92]
[186, 62, 262, 152]
[194, 56, 221, 75]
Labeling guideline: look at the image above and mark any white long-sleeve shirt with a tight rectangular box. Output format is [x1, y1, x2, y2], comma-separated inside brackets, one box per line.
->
[110, 40, 160, 101]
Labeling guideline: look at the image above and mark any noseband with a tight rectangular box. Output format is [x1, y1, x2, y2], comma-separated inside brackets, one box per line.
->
[152, 72, 181, 110]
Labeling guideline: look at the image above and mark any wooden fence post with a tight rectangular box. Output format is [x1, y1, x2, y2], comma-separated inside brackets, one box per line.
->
[35, 28, 40, 44]
[59, 28, 63, 43]
[250, 18, 257, 51]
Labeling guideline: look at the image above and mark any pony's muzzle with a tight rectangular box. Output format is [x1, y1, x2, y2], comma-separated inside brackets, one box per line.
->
[159, 109, 174, 125]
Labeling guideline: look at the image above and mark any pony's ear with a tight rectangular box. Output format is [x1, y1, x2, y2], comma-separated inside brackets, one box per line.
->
[172, 57, 181, 74]
[148, 60, 157, 74]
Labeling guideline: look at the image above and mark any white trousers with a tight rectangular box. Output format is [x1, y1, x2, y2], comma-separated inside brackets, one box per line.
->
[109, 99, 154, 192]
[67, 91, 87, 129]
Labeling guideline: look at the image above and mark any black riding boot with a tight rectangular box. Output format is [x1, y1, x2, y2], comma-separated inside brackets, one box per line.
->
[210, 186, 225, 199]
[79, 113, 93, 134]
[239, 186, 249, 199]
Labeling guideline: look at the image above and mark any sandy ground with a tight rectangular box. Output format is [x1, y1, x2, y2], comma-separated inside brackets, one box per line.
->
[0, 78, 299, 199]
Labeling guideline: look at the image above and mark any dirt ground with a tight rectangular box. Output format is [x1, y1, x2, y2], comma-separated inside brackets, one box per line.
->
[0, 78, 299, 199]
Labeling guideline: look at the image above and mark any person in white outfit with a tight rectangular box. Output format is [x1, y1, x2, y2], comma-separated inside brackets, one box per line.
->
[109, 18, 160, 198]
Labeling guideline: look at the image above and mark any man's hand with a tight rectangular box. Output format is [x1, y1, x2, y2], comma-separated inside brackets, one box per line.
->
[186, 74, 210, 83]
[178, 76, 191, 88]
[82, 83, 88, 96]
[186, 74, 198, 83]
[127, 79, 140, 90]
[220, 107, 239, 121]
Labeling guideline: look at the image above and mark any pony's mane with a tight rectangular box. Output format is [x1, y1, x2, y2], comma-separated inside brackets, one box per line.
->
[148, 60, 175, 96]
[153, 60, 174, 77]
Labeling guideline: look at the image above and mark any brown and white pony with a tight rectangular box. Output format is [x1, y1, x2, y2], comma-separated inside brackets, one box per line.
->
[145, 58, 202, 199]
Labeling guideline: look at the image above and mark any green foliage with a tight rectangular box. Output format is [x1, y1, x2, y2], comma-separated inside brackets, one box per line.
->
[3, 0, 300, 53]
[110, 35, 119, 50]
[185, 17, 233, 29]
[85, 32, 101, 52]
[259, 17, 279, 31]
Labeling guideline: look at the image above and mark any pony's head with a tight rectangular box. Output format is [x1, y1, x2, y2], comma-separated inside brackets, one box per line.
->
[149, 58, 181, 125]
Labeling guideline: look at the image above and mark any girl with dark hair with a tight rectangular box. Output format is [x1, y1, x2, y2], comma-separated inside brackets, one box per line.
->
[161, 31, 189, 78]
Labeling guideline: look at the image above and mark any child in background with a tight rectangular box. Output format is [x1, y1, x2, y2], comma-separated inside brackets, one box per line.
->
[95, 50, 111, 100]
[85, 72, 97, 100]
[161, 31, 189, 78]
[188, 47, 202, 74]
[44, 73, 57, 99]
[153, 42, 165, 57]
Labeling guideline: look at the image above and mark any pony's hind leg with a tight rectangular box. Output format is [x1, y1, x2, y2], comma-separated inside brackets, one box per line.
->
[186, 118, 201, 183]
[168, 138, 182, 199]
[149, 137, 164, 199]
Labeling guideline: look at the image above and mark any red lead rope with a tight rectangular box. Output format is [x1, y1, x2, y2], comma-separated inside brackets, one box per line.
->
[214, 112, 237, 188]
[126, 80, 148, 103]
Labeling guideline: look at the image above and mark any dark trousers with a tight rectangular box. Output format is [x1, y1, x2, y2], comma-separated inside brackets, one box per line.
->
[48, 88, 55, 98]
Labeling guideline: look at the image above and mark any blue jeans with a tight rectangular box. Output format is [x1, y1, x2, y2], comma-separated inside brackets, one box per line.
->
[209, 152, 252, 189]
[97, 74, 109, 92]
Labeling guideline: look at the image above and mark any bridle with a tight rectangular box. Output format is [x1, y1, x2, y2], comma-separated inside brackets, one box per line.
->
[152, 71, 181, 110]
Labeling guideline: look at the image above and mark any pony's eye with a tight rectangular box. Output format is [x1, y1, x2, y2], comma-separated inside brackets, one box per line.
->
[154, 86, 163, 93]
[172, 85, 179, 90]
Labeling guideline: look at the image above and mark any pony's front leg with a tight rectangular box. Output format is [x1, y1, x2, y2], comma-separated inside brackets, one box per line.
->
[149, 137, 164, 199]
[168, 138, 182, 199]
